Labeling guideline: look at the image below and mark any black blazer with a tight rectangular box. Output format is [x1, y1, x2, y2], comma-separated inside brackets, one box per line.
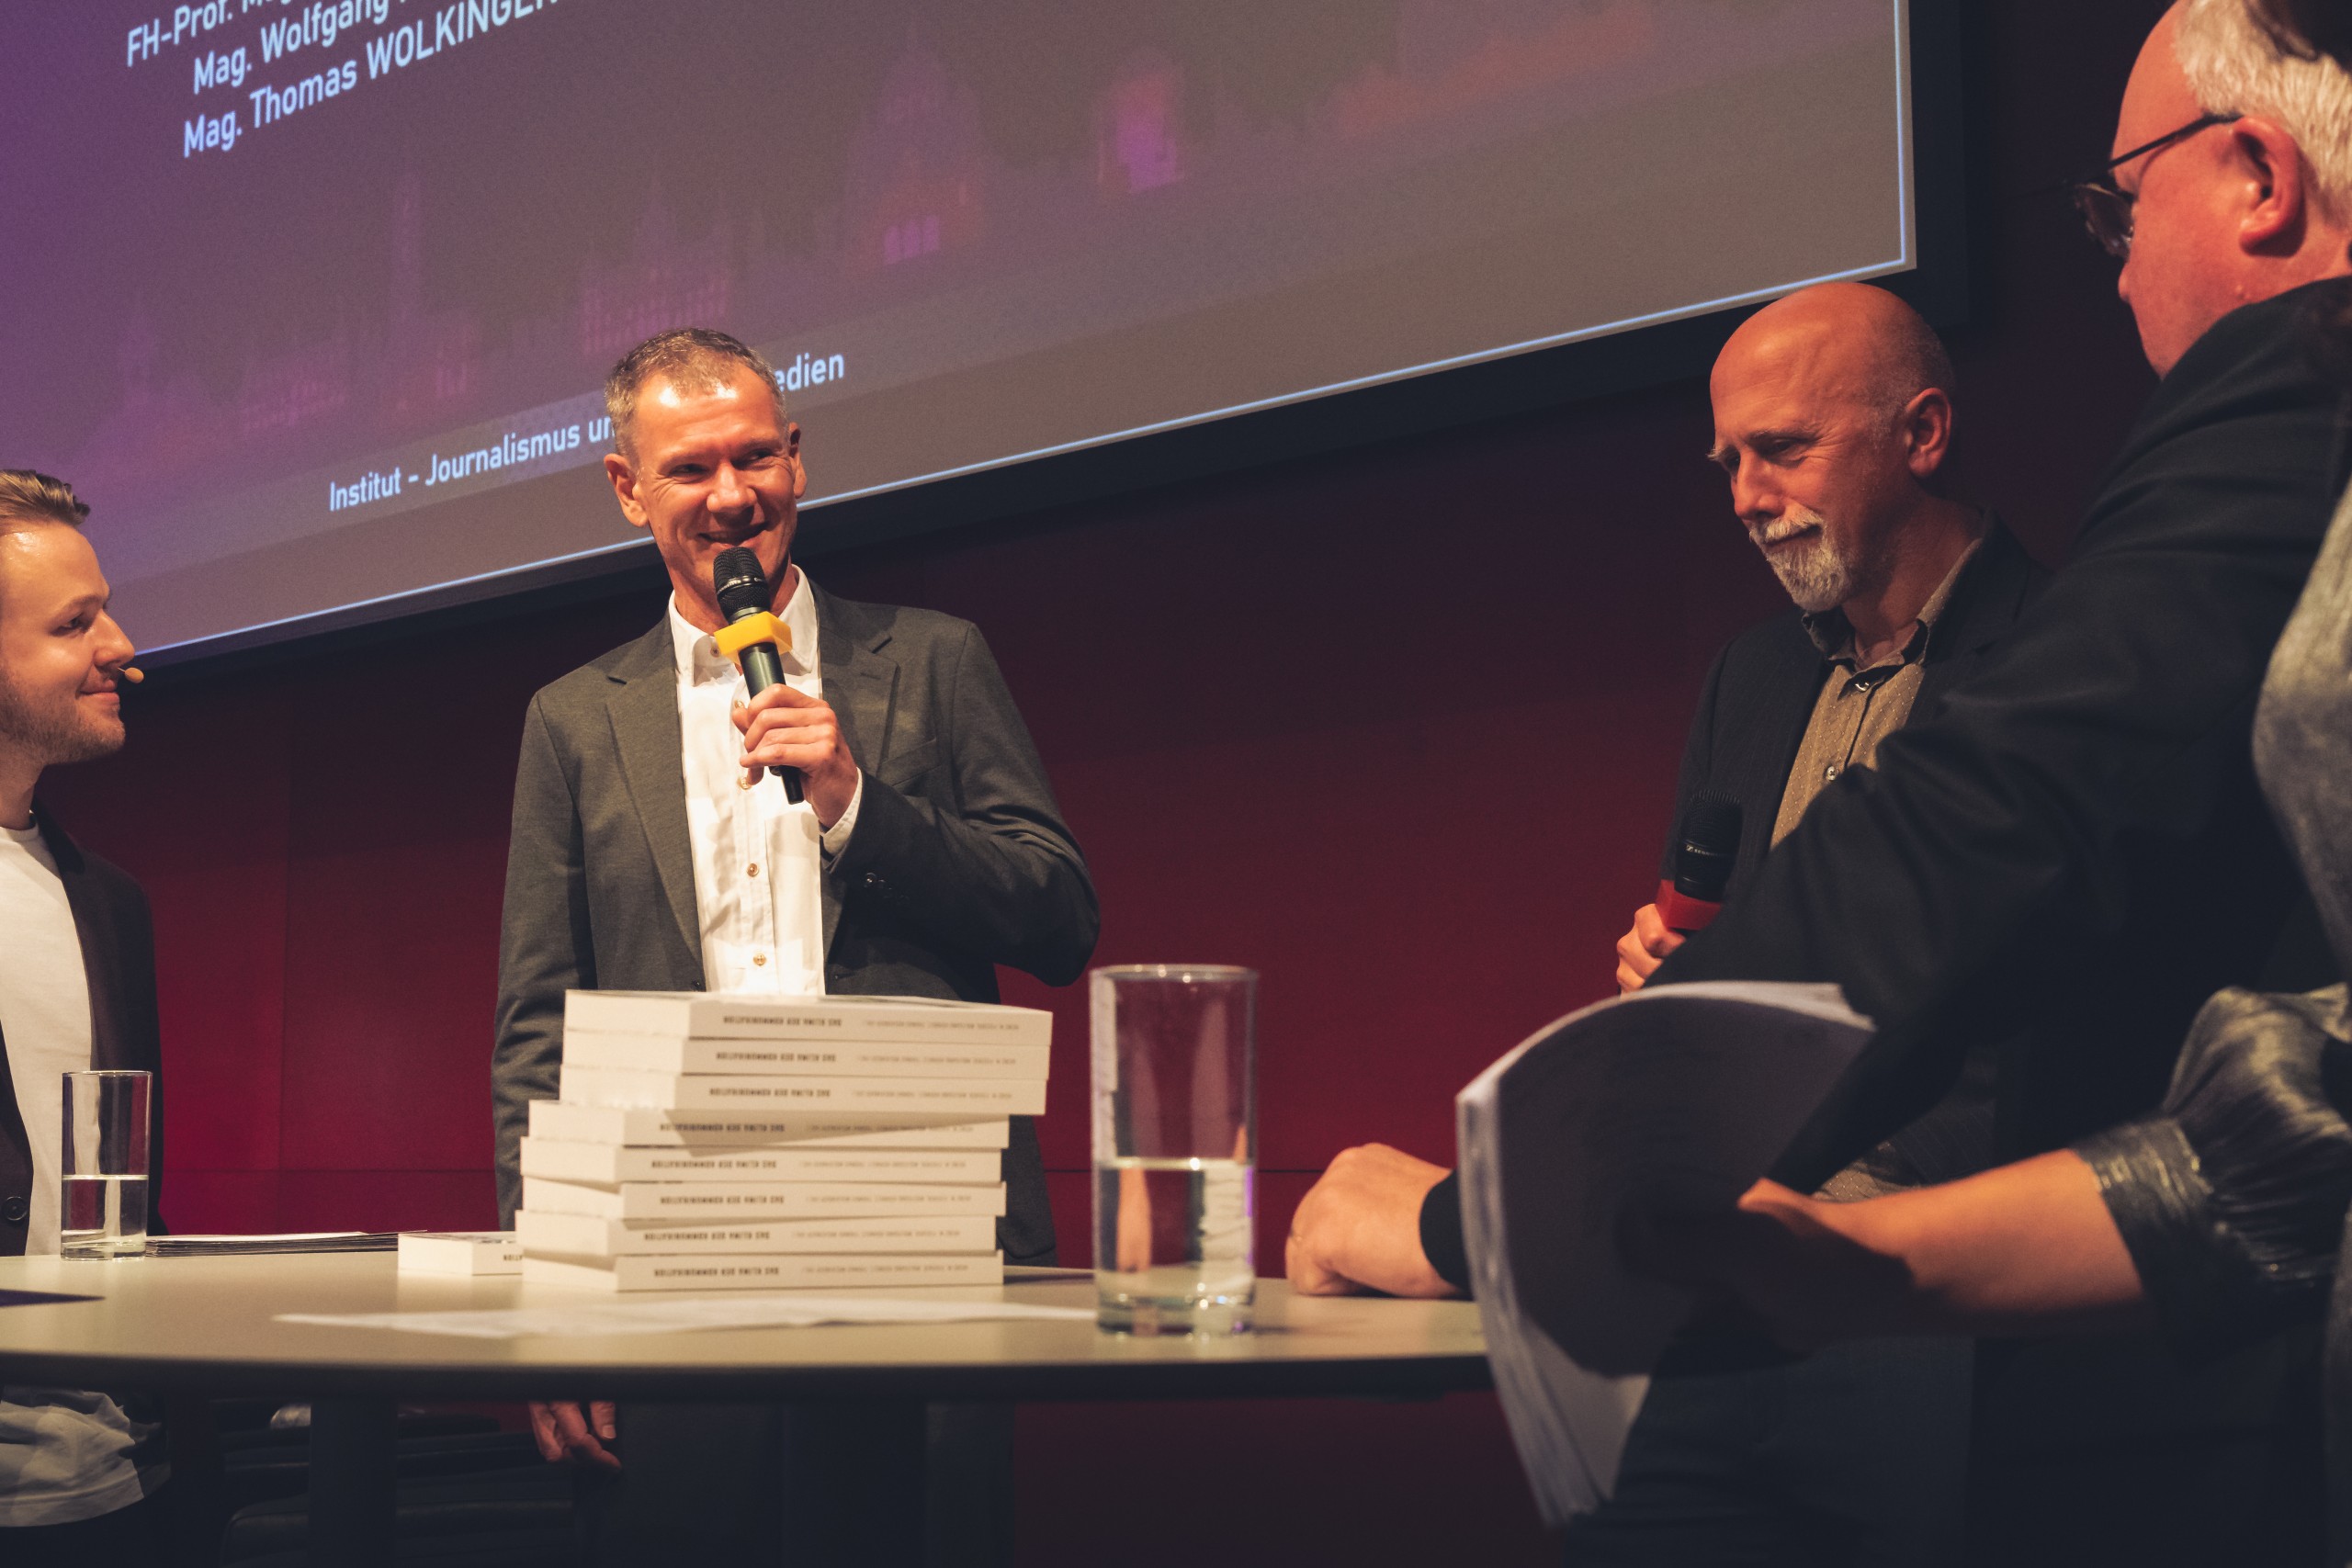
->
[0, 808, 165, 1257]
[492, 585, 1100, 1261]
[1660, 281, 2352, 1189]
[1662, 517, 2049, 909]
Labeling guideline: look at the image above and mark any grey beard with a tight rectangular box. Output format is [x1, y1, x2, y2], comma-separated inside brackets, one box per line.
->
[1749, 508, 1856, 615]
[1764, 533, 1856, 615]
[0, 671, 124, 769]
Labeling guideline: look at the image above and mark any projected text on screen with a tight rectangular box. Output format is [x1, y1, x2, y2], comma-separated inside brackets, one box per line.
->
[6, 0, 1917, 653]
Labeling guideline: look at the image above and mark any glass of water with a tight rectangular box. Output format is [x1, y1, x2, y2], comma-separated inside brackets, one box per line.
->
[1091, 964, 1256, 1335]
[61, 1070, 151, 1258]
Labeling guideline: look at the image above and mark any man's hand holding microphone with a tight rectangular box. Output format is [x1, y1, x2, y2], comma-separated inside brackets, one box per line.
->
[713, 547, 859, 829]
[734, 684, 858, 828]
[1616, 797, 1741, 993]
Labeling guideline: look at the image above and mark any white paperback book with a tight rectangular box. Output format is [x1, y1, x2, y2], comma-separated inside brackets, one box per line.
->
[516, 1211, 1000, 1258]
[526, 1101, 1012, 1150]
[563, 990, 1049, 1047]
[397, 1232, 524, 1276]
[558, 1066, 1046, 1118]
[519, 1138, 1001, 1187]
[521, 1176, 1008, 1222]
[1455, 981, 1872, 1526]
[559, 1032, 1051, 1080]
[523, 1251, 1006, 1292]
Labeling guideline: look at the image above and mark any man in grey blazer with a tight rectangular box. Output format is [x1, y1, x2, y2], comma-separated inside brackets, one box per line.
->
[492, 328, 1098, 1562]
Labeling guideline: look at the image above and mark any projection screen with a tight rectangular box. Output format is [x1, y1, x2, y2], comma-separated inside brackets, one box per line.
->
[0, 0, 1923, 658]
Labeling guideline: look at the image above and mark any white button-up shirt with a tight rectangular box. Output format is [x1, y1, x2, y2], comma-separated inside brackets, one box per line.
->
[668, 568, 861, 997]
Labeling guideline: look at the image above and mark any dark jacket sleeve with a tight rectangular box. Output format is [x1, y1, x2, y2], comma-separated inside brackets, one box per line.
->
[2075, 987, 2352, 1360]
[1657, 288, 2348, 1185]
[1659, 644, 1731, 882]
[490, 694, 594, 1226]
[834, 624, 1100, 987]
[1419, 1169, 1471, 1291]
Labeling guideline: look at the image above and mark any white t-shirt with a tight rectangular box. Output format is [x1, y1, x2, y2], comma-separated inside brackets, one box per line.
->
[1, 822, 94, 1256]
[0, 823, 164, 1526]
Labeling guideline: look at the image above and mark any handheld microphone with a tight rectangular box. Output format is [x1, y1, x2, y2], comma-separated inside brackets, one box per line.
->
[710, 547, 804, 805]
[1656, 796, 1742, 934]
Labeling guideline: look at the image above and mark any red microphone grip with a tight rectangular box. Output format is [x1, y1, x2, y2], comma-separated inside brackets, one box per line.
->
[1656, 879, 1723, 934]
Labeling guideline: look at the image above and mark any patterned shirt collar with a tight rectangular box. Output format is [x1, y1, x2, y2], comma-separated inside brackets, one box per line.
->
[1801, 526, 1984, 670]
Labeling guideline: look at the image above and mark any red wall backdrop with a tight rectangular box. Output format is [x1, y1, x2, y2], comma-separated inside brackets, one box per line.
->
[38, 3, 2166, 1559]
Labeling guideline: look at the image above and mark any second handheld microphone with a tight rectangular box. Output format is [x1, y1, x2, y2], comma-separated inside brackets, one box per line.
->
[1656, 795, 1742, 934]
[710, 547, 804, 805]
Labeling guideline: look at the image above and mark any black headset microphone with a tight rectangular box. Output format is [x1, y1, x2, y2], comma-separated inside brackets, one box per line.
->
[710, 547, 804, 806]
[1656, 796, 1743, 934]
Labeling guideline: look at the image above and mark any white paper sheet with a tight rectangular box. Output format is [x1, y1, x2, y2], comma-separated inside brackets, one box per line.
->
[1456, 980, 1872, 1524]
[273, 1295, 1098, 1339]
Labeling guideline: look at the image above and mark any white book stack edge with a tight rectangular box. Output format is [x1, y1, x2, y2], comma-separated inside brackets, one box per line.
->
[521, 1177, 1007, 1223]
[519, 1137, 1001, 1186]
[556, 1066, 1046, 1118]
[518, 991, 1049, 1292]
[522, 1252, 1006, 1293]
[563, 991, 1050, 1046]
[526, 1101, 1012, 1151]
[560, 1032, 1050, 1079]
[516, 1212, 1000, 1258]
[398, 1231, 524, 1276]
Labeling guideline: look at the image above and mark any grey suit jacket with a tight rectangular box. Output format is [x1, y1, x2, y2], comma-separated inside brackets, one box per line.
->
[491, 583, 1099, 1262]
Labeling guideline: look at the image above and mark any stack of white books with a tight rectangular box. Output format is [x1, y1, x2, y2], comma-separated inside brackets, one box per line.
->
[517, 991, 1048, 1292]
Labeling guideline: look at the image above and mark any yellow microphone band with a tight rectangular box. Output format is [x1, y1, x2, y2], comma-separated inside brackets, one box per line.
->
[713, 613, 790, 662]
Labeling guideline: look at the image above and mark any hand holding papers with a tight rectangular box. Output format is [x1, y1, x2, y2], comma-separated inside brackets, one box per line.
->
[1455, 981, 1872, 1524]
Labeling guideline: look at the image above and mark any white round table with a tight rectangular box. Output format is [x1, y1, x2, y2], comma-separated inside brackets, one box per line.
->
[0, 1255, 1490, 1563]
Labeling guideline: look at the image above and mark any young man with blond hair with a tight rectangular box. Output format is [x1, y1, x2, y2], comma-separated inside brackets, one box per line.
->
[0, 470, 173, 1563]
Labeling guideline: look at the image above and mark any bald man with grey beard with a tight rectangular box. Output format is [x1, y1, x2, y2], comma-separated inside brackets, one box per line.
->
[1569, 288, 2051, 1567]
[1287, 284, 2048, 1565]
[1617, 283, 2030, 993]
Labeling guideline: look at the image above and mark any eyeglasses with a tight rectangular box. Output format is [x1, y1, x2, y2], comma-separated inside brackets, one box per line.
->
[2067, 112, 2241, 258]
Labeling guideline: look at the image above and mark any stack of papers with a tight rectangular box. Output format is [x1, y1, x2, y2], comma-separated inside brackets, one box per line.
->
[276, 1294, 1097, 1338]
[1455, 981, 1872, 1525]
[518, 991, 1049, 1292]
[149, 1232, 399, 1257]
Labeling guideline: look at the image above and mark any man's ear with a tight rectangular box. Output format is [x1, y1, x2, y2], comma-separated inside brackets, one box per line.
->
[785, 422, 808, 502]
[2228, 117, 2311, 254]
[1900, 387, 1955, 481]
[604, 451, 650, 530]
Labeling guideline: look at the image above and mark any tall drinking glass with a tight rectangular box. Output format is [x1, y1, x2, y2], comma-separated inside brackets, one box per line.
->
[1091, 964, 1256, 1335]
[61, 1070, 151, 1258]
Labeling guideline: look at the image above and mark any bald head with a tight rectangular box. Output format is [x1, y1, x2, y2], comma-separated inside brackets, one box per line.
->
[1712, 284, 1955, 431]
